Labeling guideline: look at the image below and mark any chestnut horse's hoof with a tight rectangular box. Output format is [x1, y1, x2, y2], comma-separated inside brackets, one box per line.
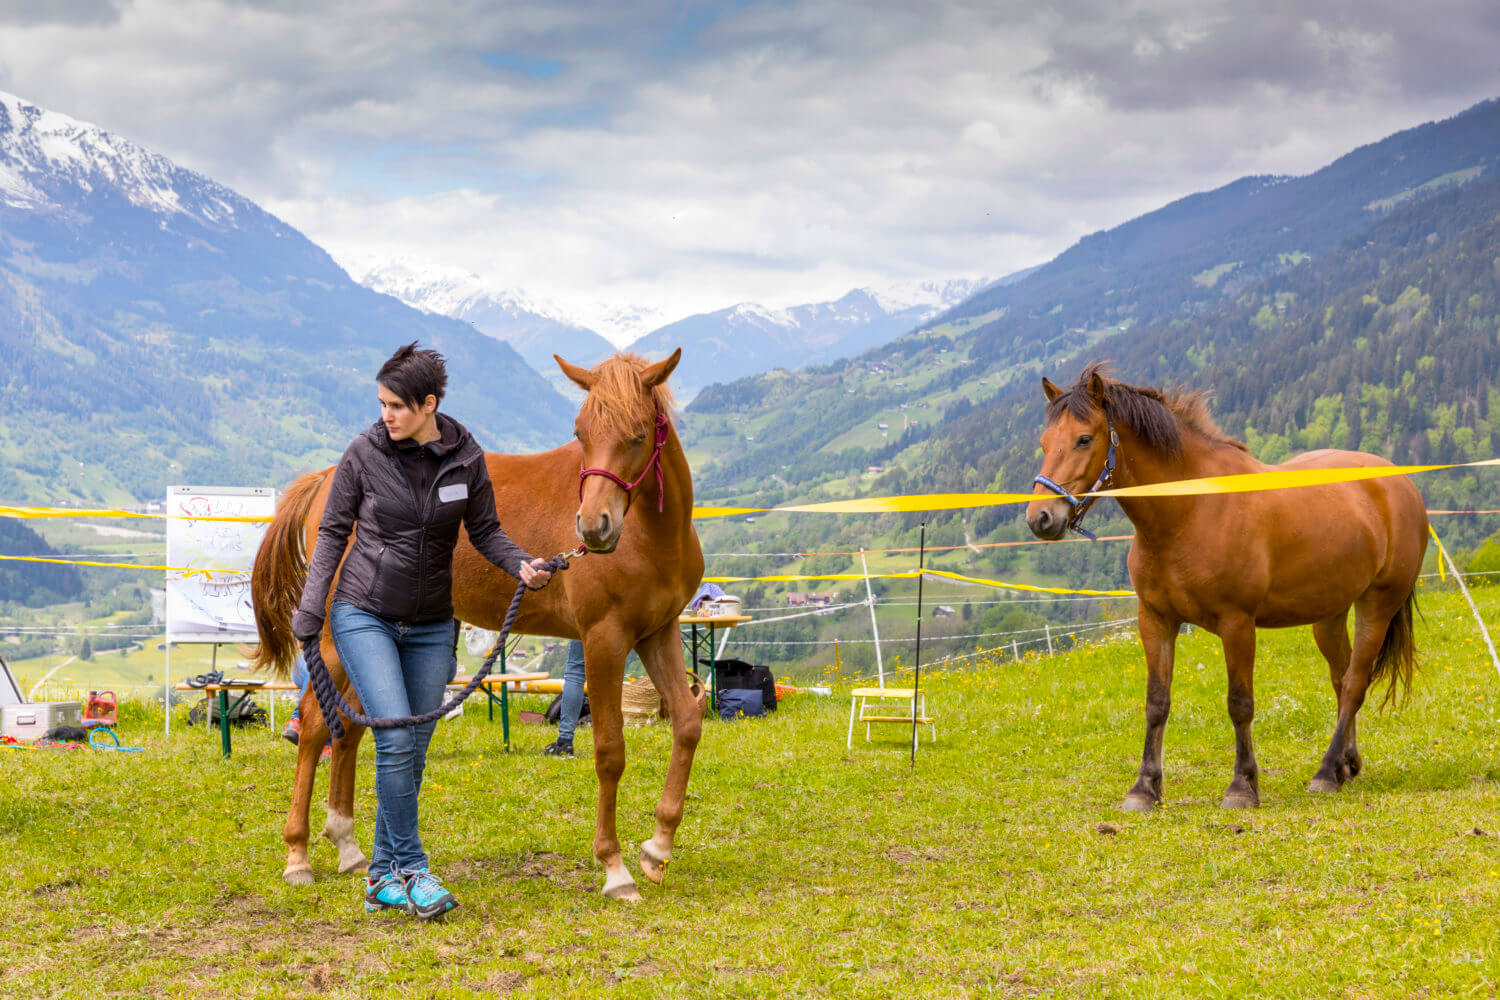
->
[603, 882, 644, 902]
[639, 840, 670, 885]
[283, 866, 314, 887]
[1120, 793, 1159, 813]
[338, 857, 369, 876]
[1307, 777, 1341, 794]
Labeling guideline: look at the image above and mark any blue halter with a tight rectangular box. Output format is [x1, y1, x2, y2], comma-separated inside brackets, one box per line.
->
[1032, 418, 1118, 541]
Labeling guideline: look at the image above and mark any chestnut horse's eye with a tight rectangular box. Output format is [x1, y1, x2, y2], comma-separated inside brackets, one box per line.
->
[1076, 435, 1093, 448]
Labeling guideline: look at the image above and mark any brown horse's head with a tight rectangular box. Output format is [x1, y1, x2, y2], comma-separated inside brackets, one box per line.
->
[1027, 368, 1115, 540]
[555, 348, 681, 552]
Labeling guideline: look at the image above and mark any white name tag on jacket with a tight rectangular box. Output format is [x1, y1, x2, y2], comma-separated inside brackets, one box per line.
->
[438, 483, 468, 503]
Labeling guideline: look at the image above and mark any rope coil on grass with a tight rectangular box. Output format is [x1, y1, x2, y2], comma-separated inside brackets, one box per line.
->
[303, 551, 576, 740]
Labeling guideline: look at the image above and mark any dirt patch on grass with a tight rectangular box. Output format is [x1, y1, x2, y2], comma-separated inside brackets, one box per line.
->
[465, 970, 529, 993]
[447, 850, 593, 890]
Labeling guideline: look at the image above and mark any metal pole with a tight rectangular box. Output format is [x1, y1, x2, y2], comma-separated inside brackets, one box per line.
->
[861, 550, 885, 688]
[164, 642, 171, 737]
[911, 523, 926, 767]
[1433, 528, 1500, 682]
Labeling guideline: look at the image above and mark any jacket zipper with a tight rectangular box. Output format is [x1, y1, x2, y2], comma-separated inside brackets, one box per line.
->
[368, 545, 387, 602]
[395, 446, 475, 619]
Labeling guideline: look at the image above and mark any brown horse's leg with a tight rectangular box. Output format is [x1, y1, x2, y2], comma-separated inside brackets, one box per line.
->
[584, 632, 639, 900]
[1122, 605, 1179, 811]
[283, 690, 324, 886]
[324, 723, 368, 875]
[1312, 613, 1360, 778]
[1219, 617, 1261, 809]
[634, 622, 702, 885]
[1310, 597, 1394, 792]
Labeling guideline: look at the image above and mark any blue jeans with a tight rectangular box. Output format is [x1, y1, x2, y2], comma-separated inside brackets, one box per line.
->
[558, 639, 586, 745]
[329, 601, 455, 874]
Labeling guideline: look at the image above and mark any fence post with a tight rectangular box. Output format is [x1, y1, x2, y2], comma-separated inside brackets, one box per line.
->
[1012, 639, 1020, 660]
[861, 550, 885, 688]
[1045, 624, 1054, 657]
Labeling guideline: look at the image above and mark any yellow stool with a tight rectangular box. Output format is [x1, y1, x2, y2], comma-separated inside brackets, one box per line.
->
[846, 687, 936, 749]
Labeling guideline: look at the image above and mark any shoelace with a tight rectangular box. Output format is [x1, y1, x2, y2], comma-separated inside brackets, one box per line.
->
[399, 869, 446, 897]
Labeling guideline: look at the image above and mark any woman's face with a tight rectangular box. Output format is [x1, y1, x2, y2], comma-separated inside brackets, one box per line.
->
[378, 384, 437, 441]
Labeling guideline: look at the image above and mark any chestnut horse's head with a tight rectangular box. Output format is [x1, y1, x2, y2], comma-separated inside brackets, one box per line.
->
[1026, 368, 1117, 541]
[555, 348, 681, 553]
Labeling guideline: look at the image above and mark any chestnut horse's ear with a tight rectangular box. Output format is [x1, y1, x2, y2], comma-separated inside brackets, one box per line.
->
[640, 347, 682, 389]
[1087, 372, 1107, 403]
[1042, 377, 1061, 402]
[555, 354, 595, 391]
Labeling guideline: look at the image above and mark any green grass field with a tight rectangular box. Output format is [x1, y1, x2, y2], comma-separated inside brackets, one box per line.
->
[3, 584, 1499, 998]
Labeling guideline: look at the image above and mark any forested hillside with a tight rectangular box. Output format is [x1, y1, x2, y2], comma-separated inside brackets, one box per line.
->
[0, 518, 82, 610]
[680, 103, 1500, 676]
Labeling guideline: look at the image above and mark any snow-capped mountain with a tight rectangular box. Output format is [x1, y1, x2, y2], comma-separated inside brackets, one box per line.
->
[626, 278, 990, 399]
[0, 90, 572, 502]
[353, 260, 616, 390]
[0, 91, 260, 226]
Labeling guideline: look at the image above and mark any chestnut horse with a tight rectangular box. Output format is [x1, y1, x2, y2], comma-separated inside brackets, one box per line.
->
[1026, 364, 1428, 811]
[252, 349, 705, 900]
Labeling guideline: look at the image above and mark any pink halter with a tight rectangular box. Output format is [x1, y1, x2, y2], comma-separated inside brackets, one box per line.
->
[578, 407, 671, 513]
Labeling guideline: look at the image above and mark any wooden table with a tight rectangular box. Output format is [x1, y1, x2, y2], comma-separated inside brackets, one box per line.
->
[176, 671, 550, 757]
[678, 614, 754, 714]
[449, 671, 550, 751]
[174, 681, 298, 758]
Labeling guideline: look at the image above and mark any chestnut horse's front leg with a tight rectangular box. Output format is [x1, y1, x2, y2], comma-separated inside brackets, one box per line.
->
[324, 720, 368, 875]
[582, 630, 638, 900]
[1219, 615, 1261, 809]
[282, 688, 323, 885]
[1123, 604, 1180, 811]
[634, 621, 702, 885]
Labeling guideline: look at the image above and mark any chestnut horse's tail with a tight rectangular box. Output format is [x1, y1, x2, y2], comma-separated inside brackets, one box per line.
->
[250, 470, 329, 679]
[1372, 586, 1419, 709]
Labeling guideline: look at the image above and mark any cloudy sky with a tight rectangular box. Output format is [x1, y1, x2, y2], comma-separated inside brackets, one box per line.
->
[2, 0, 1498, 341]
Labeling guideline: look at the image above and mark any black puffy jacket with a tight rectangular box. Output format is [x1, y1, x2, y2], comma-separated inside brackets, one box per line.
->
[291, 414, 531, 638]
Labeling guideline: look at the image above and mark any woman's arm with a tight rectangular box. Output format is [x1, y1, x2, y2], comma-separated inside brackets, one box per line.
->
[291, 449, 362, 639]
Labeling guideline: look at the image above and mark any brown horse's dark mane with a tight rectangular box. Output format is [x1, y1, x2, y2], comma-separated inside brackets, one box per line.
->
[1048, 362, 1247, 458]
[580, 352, 678, 437]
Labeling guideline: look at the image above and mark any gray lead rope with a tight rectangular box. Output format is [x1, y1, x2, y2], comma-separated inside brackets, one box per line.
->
[303, 551, 577, 740]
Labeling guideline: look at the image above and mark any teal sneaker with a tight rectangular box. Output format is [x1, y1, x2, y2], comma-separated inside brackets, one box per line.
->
[401, 868, 458, 920]
[364, 870, 407, 914]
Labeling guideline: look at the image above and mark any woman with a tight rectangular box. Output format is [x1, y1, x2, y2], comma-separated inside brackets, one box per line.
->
[290, 342, 552, 919]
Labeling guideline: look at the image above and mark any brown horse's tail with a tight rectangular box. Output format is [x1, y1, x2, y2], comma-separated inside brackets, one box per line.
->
[250, 470, 329, 679]
[1372, 587, 1420, 709]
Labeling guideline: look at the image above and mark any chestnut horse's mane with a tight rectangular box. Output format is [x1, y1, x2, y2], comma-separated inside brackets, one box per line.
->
[580, 352, 678, 436]
[1047, 361, 1248, 458]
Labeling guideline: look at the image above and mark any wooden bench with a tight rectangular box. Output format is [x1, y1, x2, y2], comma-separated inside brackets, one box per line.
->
[846, 686, 937, 749]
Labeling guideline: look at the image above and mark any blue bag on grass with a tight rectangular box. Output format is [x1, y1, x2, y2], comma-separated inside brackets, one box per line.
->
[718, 687, 765, 721]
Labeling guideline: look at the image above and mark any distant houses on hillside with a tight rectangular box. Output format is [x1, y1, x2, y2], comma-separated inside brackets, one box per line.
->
[787, 591, 838, 608]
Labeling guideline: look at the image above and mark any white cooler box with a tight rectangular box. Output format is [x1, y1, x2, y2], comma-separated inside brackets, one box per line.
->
[1, 701, 82, 740]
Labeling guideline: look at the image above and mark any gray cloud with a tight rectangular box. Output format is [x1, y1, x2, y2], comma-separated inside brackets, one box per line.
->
[0, 0, 1497, 332]
[0, 0, 126, 27]
[1029, 0, 1500, 109]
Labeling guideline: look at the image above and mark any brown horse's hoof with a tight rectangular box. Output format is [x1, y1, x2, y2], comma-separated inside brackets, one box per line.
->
[1307, 777, 1341, 794]
[639, 841, 670, 885]
[338, 857, 369, 876]
[1220, 793, 1259, 810]
[1120, 793, 1159, 813]
[603, 882, 644, 902]
[283, 866, 314, 887]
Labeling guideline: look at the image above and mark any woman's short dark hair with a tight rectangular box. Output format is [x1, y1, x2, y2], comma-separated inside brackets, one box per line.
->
[377, 342, 448, 409]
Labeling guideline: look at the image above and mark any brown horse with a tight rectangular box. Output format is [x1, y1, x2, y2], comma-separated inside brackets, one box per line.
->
[1026, 364, 1428, 810]
[252, 349, 705, 900]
